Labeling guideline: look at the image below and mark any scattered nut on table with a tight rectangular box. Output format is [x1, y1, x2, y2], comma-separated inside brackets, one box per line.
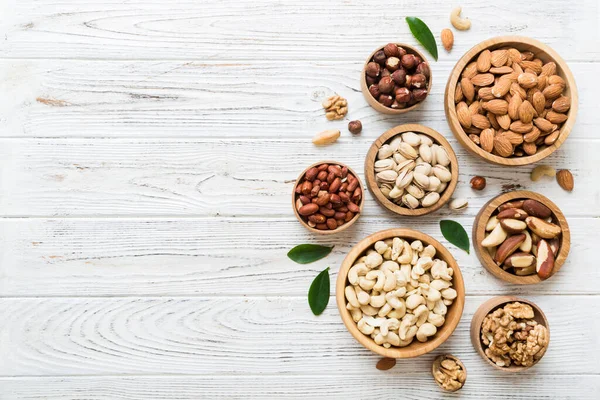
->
[295, 163, 362, 231]
[481, 302, 549, 367]
[449, 198, 468, 210]
[454, 46, 570, 158]
[348, 120, 362, 134]
[556, 169, 574, 191]
[345, 237, 456, 348]
[441, 29, 454, 52]
[432, 355, 466, 391]
[322, 95, 348, 120]
[470, 176, 486, 190]
[482, 198, 562, 279]
[374, 131, 452, 209]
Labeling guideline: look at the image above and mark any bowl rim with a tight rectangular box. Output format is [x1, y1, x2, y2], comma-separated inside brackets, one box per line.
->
[444, 35, 579, 166]
[472, 190, 570, 284]
[469, 296, 550, 371]
[364, 124, 459, 216]
[336, 228, 465, 358]
[431, 354, 467, 392]
[360, 43, 432, 114]
[292, 160, 364, 235]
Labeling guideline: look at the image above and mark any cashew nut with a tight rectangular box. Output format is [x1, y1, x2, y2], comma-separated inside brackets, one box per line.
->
[360, 304, 380, 316]
[433, 299, 447, 316]
[348, 263, 368, 285]
[406, 294, 425, 309]
[411, 263, 425, 280]
[430, 279, 451, 291]
[425, 286, 442, 302]
[428, 311, 445, 327]
[380, 318, 400, 336]
[345, 285, 360, 308]
[418, 274, 430, 285]
[391, 237, 403, 261]
[431, 260, 452, 281]
[481, 223, 508, 247]
[380, 260, 399, 272]
[350, 308, 362, 323]
[356, 286, 370, 305]
[397, 336, 414, 347]
[400, 264, 412, 282]
[411, 240, 424, 253]
[530, 165, 556, 181]
[374, 240, 388, 255]
[410, 251, 419, 265]
[398, 242, 413, 264]
[443, 299, 453, 306]
[416, 322, 437, 342]
[399, 314, 417, 340]
[358, 318, 375, 335]
[385, 331, 401, 346]
[421, 244, 436, 258]
[378, 303, 392, 317]
[394, 270, 408, 287]
[358, 276, 376, 291]
[383, 269, 397, 292]
[441, 288, 457, 300]
[370, 293, 386, 308]
[382, 247, 393, 260]
[414, 304, 429, 326]
[366, 270, 385, 291]
[387, 308, 406, 319]
[450, 7, 471, 31]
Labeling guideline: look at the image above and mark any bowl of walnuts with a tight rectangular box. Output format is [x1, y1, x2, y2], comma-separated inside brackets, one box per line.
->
[361, 43, 432, 114]
[445, 36, 578, 166]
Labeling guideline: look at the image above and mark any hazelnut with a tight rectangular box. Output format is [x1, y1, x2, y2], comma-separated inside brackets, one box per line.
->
[383, 43, 400, 58]
[404, 74, 412, 88]
[348, 120, 362, 134]
[378, 76, 394, 94]
[413, 54, 422, 65]
[366, 75, 377, 86]
[391, 68, 407, 85]
[378, 94, 394, 107]
[373, 50, 387, 65]
[368, 84, 381, 99]
[410, 73, 427, 89]
[391, 100, 406, 109]
[395, 87, 411, 103]
[411, 88, 428, 102]
[470, 176, 487, 190]
[416, 62, 430, 78]
[365, 62, 380, 78]
[381, 68, 391, 78]
[397, 46, 407, 58]
[401, 54, 417, 70]
[385, 57, 400, 72]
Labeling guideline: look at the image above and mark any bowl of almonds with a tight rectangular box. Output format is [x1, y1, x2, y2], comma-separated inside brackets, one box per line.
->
[445, 36, 578, 165]
[473, 191, 570, 284]
[364, 124, 458, 216]
[293, 161, 364, 234]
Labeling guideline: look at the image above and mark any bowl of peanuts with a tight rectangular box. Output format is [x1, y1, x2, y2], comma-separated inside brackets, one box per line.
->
[445, 36, 578, 166]
[336, 228, 465, 358]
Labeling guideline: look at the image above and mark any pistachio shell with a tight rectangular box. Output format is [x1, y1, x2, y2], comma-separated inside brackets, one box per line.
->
[378, 144, 394, 160]
[421, 192, 440, 207]
[401, 131, 421, 147]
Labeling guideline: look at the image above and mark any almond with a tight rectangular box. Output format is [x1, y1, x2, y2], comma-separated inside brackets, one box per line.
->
[456, 101, 471, 129]
[441, 29, 454, 51]
[489, 66, 513, 74]
[502, 130, 524, 146]
[552, 96, 571, 113]
[519, 60, 542, 75]
[496, 113, 511, 130]
[491, 77, 512, 98]
[541, 62, 557, 77]
[469, 101, 483, 115]
[533, 117, 553, 132]
[471, 114, 491, 129]
[532, 91, 546, 115]
[478, 87, 494, 101]
[526, 216, 561, 239]
[460, 78, 475, 102]
[518, 100, 536, 124]
[480, 128, 495, 152]
[462, 62, 478, 79]
[522, 199, 552, 218]
[509, 82, 527, 99]
[494, 233, 526, 264]
[544, 130, 560, 145]
[483, 99, 508, 115]
[490, 50, 508, 67]
[508, 94, 522, 120]
[523, 127, 541, 143]
[517, 73, 538, 89]
[507, 48, 522, 64]
[487, 112, 500, 129]
[545, 110, 568, 124]
[500, 218, 527, 234]
[536, 239, 555, 280]
[556, 169, 574, 191]
[471, 73, 495, 87]
[493, 135, 513, 157]
[477, 50, 492, 72]
[376, 357, 397, 371]
[523, 142, 537, 155]
[454, 84, 464, 103]
[548, 75, 565, 88]
[542, 84, 563, 100]
[509, 120, 533, 134]
[497, 208, 528, 220]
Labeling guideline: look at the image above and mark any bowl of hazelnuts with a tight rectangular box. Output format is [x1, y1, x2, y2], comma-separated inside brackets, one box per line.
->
[361, 43, 432, 114]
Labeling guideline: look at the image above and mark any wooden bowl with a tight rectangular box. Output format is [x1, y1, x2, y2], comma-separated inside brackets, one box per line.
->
[360, 43, 432, 114]
[364, 124, 459, 216]
[292, 160, 364, 235]
[336, 228, 465, 358]
[444, 36, 578, 166]
[470, 296, 550, 371]
[431, 354, 467, 392]
[473, 191, 570, 284]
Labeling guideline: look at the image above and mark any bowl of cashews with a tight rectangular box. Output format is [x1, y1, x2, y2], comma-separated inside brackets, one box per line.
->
[336, 228, 465, 358]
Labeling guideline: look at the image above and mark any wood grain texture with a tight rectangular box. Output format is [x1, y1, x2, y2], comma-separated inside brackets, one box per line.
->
[0, 60, 596, 139]
[0, 296, 597, 376]
[2, 375, 599, 399]
[0, 138, 596, 218]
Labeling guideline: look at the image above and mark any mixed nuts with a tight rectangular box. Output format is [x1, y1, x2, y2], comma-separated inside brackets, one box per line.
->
[365, 43, 430, 110]
[454, 47, 570, 158]
[345, 237, 457, 348]
[482, 198, 562, 279]
[374, 131, 453, 209]
[294, 163, 362, 231]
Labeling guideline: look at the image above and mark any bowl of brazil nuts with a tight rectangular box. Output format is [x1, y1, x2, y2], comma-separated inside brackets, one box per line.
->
[361, 43, 432, 114]
[473, 191, 570, 284]
[336, 228, 465, 358]
[364, 124, 458, 216]
[292, 161, 364, 234]
[445, 36, 578, 166]
[470, 296, 549, 371]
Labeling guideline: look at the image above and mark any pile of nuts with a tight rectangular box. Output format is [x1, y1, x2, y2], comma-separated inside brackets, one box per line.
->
[432, 355, 466, 392]
[345, 237, 457, 348]
[294, 163, 362, 231]
[374, 131, 452, 209]
[322, 95, 348, 121]
[454, 47, 570, 157]
[481, 302, 549, 367]
[365, 43, 430, 110]
[482, 199, 562, 279]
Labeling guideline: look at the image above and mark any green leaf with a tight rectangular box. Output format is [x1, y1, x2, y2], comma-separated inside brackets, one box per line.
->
[287, 244, 334, 264]
[440, 220, 470, 254]
[405, 17, 438, 61]
[308, 267, 330, 315]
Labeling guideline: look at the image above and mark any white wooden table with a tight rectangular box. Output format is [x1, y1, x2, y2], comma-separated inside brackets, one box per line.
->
[0, 0, 598, 398]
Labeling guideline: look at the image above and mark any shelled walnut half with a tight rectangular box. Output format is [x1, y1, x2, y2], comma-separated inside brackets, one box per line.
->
[432, 355, 466, 392]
